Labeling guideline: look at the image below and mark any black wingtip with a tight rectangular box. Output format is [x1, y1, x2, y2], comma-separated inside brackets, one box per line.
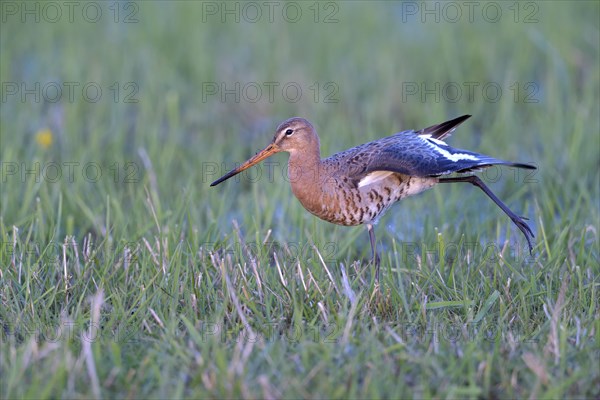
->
[511, 162, 537, 170]
[419, 114, 472, 140]
[456, 161, 538, 174]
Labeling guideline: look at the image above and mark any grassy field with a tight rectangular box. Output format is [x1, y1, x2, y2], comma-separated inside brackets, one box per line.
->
[1, 1, 599, 398]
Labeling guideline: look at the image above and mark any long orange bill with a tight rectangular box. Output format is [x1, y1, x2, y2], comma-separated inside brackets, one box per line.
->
[210, 143, 280, 186]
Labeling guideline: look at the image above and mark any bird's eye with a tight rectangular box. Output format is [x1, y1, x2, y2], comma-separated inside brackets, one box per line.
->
[285, 129, 294, 136]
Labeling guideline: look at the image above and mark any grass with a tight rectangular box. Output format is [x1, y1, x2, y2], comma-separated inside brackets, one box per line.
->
[1, 1, 599, 398]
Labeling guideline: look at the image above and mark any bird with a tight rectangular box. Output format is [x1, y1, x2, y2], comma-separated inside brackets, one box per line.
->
[210, 115, 536, 281]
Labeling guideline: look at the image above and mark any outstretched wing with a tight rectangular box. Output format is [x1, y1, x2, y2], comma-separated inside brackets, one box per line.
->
[365, 132, 533, 176]
[327, 115, 535, 188]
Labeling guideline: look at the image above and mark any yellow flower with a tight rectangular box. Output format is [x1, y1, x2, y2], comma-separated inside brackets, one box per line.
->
[35, 128, 53, 149]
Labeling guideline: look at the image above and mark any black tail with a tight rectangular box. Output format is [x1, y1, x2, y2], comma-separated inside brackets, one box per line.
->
[456, 160, 537, 174]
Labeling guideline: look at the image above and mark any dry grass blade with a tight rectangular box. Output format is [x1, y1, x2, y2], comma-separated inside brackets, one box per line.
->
[223, 259, 255, 340]
[341, 298, 359, 345]
[311, 243, 339, 295]
[273, 252, 287, 287]
[233, 219, 264, 300]
[544, 272, 570, 365]
[297, 262, 307, 291]
[149, 308, 165, 329]
[82, 289, 104, 400]
[340, 263, 356, 303]
[522, 352, 548, 384]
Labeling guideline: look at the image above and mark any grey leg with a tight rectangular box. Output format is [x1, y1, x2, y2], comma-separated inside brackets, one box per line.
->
[367, 223, 381, 282]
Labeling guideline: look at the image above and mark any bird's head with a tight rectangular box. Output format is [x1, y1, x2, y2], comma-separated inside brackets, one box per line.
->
[210, 117, 319, 186]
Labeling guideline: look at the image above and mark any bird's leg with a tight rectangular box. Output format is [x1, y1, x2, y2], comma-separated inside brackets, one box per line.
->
[366, 223, 381, 282]
[438, 175, 535, 253]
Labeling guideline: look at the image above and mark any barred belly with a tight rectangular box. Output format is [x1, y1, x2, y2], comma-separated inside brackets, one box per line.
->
[300, 174, 438, 226]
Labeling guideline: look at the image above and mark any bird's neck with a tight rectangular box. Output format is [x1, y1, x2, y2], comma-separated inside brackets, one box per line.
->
[287, 147, 322, 183]
[287, 148, 326, 212]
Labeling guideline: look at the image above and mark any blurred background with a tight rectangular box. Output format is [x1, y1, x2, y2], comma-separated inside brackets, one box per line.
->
[1, 2, 599, 398]
[1, 1, 598, 248]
